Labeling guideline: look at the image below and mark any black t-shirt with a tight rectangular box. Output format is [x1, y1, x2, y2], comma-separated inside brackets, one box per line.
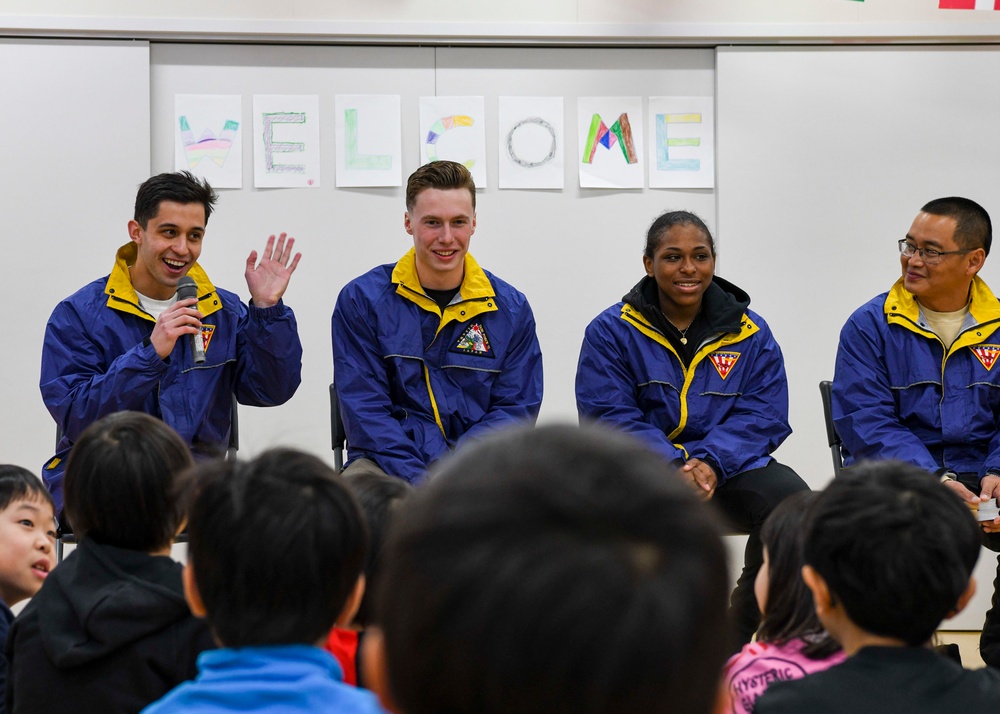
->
[423, 286, 460, 312]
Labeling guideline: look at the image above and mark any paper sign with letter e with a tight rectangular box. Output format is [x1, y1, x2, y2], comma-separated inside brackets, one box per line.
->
[252, 95, 321, 188]
[335, 95, 402, 187]
[498, 96, 564, 190]
[578, 97, 643, 189]
[648, 96, 715, 189]
[419, 96, 487, 188]
[174, 94, 243, 189]
[939, 0, 1000, 9]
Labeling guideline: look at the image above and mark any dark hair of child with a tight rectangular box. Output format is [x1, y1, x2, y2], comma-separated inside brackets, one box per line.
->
[0, 465, 54, 513]
[186, 448, 368, 648]
[755, 491, 840, 659]
[375, 423, 730, 714]
[63, 411, 193, 552]
[804, 460, 981, 647]
[341, 470, 412, 627]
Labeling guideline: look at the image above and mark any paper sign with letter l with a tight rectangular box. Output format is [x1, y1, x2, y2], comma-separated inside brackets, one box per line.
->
[335, 94, 402, 187]
[252, 95, 321, 188]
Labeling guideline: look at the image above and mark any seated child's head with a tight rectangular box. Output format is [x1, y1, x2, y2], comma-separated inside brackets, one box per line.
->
[341, 470, 412, 628]
[184, 448, 367, 648]
[63, 411, 193, 553]
[802, 460, 981, 648]
[369, 423, 730, 714]
[755, 491, 839, 657]
[0, 466, 56, 606]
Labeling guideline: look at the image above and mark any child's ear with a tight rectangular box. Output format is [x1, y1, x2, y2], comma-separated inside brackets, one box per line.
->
[801, 565, 833, 614]
[362, 627, 401, 714]
[335, 574, 366, 628]
[947, 577, 977, 619]
[182, 563, 207, 617]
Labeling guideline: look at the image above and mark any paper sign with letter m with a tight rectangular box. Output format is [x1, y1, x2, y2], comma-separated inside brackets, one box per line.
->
[582, 113, 638, 165]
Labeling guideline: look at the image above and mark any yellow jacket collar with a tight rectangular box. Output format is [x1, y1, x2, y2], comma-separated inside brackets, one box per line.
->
[884, 276, 1000, 324]
[392, 248, 495, 303]
[620, 302, 759, 355]
[105, 242, 219, 320]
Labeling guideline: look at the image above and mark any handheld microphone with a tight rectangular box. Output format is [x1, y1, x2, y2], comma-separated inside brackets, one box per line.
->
[176, 276, 206, 364]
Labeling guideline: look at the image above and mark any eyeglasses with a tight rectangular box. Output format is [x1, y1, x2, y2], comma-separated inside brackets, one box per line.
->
[897, 239, 972, 265]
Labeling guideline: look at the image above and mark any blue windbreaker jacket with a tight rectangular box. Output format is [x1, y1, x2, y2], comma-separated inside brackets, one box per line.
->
[833, 276, 1000, 478]
[332, 249, 543, 484]
[40, 243, 303, 510]
[575, 278, 791, 483]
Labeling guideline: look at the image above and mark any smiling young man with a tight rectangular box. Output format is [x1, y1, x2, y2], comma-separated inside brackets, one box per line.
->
[39, 171, 304, 513]
[331, 161, 543, 484]
[832, 196, 1000, 667]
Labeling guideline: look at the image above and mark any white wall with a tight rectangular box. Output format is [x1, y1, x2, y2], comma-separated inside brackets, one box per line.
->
[4, 0, 1000, 26]
[0, 39, 150, 471]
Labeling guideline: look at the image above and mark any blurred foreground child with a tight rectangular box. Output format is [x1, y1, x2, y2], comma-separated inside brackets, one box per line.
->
[365, 424, 730, 714]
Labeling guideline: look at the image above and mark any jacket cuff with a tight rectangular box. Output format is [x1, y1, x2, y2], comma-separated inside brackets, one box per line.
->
[702, 456, 725, 482]
[248, 298, 290, 323]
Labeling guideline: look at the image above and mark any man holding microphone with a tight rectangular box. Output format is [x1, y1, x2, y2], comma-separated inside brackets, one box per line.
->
[39, 171, 303, 513]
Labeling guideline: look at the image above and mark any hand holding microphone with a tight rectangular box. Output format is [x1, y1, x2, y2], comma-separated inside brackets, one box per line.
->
[176, 276, 205, 364]
[149, 277, 204, 361]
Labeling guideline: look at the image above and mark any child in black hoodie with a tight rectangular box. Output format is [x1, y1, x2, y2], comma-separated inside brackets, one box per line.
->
[6, 412, 214, 714]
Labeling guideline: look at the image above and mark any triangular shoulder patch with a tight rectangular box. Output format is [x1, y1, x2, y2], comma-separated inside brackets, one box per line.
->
[971, 344, 1000, 371]
[201, 325, 216, 354]
[709, 351, 741, 380]
[451, 322, 494, 358]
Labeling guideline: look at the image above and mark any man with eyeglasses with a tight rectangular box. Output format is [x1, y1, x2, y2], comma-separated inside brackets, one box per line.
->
[832, 196, 1000, 666]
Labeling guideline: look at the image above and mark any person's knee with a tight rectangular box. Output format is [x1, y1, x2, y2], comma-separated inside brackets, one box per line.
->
[718, 462, 809, 516]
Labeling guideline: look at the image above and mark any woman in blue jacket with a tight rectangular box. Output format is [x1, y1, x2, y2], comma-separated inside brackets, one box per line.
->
[575, 210, 808, 648]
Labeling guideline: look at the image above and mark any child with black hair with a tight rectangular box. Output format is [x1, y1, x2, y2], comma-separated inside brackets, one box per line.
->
[365, 423, 731, 714]
[324, 470, 411, 687]
[0, 466, 56, 714]
[723, 491, 844, 713]
[756, 461, 1000, 714]
[6, 412, 214, 714]
[143, 448, 385, 714]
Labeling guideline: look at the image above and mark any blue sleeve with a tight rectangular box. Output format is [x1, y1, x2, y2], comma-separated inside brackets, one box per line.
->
[575, 313, 686, 464]
[690, 320, 792, 482]
[233, 299, 303, 407]
[39, 299, 168, 444]
[832, 306, 939, 472]
[983, 430, 1000, 480]
[455, 298, 543, 446]
[332, 287, 439, 484]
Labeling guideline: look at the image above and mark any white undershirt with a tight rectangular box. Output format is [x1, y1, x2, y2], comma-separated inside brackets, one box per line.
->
[921, 304, 969, 349]
[135, 290, 178, 322]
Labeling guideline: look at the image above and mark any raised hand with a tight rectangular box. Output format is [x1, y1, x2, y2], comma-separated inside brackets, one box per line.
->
[245, 233, 302, 308]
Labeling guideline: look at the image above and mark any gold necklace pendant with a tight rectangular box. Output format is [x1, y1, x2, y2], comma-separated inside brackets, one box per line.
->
[680, 337, 688, 345]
